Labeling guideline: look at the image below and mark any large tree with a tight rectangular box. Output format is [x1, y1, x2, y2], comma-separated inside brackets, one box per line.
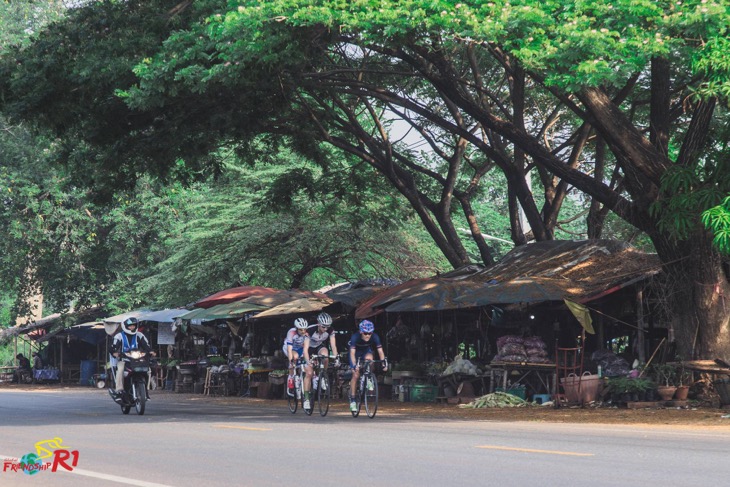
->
[2, 0, 728, 359]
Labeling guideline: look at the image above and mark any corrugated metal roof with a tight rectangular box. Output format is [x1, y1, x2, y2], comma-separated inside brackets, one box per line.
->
[455, 240, 661, 308]
[355, 240, 661, 315]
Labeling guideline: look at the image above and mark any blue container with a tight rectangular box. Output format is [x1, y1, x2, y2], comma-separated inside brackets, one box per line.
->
[79, 360, 97, 385]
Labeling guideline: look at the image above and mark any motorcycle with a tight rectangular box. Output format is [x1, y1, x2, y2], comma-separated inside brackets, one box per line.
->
[107, 348, 152, 415]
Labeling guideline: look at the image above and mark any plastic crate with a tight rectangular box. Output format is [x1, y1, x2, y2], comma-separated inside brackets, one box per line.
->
[410, 384, 438, 403]
[495, 385, 526, 400]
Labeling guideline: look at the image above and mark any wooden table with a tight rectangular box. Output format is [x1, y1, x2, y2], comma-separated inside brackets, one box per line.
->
[488, 361, 556, 397]
[62, 364, 81, 383]
[681, 360, 730, 377]
[0, 366, 16, 382]
[34, 369, 60, 382]
[239, 369, 273, 397]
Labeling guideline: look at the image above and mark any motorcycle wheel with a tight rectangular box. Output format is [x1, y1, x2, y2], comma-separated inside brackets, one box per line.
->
[133, 380, 146, 415]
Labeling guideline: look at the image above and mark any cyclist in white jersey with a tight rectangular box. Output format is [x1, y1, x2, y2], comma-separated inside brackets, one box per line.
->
[302, 313, 340, 405]
[283, 317, 310, 406]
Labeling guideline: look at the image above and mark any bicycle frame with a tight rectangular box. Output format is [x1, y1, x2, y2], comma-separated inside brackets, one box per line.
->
[351, 359, 386, 419]
[309, 354, 332, 416]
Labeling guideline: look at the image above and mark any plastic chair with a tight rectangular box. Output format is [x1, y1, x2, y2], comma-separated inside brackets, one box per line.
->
[554, 331, 585, 408]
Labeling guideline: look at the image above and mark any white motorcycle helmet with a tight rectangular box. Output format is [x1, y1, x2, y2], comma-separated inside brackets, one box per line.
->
[121, 317, 139, 335]
[294, 318, 309, 330]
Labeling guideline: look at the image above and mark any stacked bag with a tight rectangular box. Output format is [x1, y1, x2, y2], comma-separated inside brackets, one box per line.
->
[493, 335, 552, 364]
[523, 336, 552, 364]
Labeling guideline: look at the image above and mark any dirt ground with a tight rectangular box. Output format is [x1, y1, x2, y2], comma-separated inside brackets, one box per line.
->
[4, 381, 729, 428]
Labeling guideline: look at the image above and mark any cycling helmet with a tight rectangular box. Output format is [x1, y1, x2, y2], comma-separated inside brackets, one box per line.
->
[359, 320, 375, 334]
[317, 312, 333, 327]
[294, 317, 309, 330]
[121, 317, 139, 335]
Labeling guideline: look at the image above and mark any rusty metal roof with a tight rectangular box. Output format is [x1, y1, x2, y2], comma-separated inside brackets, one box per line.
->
[356, 240, 661, 316]
[468, 239, 660, 297]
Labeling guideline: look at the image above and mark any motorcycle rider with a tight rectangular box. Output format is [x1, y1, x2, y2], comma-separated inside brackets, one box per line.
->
[111, 317, 154, 395]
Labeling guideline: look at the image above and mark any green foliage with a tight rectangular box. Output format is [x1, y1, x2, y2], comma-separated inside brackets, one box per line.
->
[2, 0, 730, 348]
[0, 1, 65, 53]
[606, 376, 654, 394]
[135, 150, 448, 308]
[702, 196, 730, 255]
[650, 363, 680, 387]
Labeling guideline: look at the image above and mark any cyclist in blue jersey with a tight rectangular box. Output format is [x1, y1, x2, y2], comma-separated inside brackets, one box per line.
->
[348, 320, 387, 412]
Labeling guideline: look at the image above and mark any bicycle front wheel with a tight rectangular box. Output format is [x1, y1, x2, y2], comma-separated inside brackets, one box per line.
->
[288, 384, 298, 414]
[351, 380, 362, 418]
[318, 372, 330, 417]
[364, 373, 378, 418]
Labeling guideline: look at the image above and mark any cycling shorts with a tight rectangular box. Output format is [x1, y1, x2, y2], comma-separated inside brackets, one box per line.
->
[350, 348, 373, 368]
[283, 345, 304, 359]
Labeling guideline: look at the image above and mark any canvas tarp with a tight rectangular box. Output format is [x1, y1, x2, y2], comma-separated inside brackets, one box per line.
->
[192, 286, 280, 309]
[253, 297, 334, 319]
[177, 301, 268, 322]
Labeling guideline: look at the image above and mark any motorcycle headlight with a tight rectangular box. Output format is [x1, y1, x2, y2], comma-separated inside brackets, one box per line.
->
[128, 351, 144, 360]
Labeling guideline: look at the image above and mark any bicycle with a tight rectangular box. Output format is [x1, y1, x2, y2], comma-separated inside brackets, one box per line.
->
[287, 359, 311, 415]
[351, 358, 386, 419]
[309, 353, 338, 417]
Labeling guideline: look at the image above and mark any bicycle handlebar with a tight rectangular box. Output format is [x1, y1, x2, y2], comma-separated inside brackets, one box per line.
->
[355, 358, 388, 369]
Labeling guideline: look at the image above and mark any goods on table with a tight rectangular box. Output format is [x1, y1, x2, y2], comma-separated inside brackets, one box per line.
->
[493, 335, 551, 364]
[441, 355, 481, 376]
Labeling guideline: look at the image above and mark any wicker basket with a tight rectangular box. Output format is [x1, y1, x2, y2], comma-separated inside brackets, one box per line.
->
[269, 373, 286, 385]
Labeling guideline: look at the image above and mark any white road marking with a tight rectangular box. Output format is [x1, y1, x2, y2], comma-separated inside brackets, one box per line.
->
[475, 445, 594, 456]
[0, 453, 175, 487]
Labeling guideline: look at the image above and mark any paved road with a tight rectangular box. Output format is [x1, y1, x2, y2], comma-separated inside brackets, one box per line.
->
[1, 388, 729, 486]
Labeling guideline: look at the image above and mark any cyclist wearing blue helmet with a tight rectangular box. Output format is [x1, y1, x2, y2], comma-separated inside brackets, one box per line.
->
[348, 320, 387, 412]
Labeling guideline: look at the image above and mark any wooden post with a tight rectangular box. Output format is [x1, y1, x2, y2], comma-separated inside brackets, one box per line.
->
[637, 288, 646, 362]
[597, 312, 605, 350]
[60, 337, 64, 383]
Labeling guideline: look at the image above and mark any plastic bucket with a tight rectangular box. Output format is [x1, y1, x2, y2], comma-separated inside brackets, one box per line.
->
[560, 373, 601, 403]
[559, 375, 581, 402]
[578, 373, 601, 403]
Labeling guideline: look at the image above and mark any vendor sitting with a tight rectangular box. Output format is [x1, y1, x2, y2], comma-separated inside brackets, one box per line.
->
[12, 353, 31, 383]
[32, 351, 43, 373]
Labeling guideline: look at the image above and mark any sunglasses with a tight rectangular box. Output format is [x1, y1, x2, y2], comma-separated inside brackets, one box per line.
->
[361, 332, 372, 336]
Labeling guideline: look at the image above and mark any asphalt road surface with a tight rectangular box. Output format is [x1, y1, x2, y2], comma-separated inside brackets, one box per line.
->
[1, 388, 729, 486]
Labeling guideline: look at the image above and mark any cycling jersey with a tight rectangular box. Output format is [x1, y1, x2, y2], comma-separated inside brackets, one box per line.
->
[308, 328, 331, 349]
[349, 332, 382, 367]
[349, 332, 382, 352]
[282, 327, 308, 355]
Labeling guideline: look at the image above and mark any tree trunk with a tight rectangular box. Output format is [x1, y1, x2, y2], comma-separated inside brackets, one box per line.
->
[654, 232, 730, 361]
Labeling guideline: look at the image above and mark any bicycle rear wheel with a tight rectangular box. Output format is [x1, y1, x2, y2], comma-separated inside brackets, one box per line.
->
[318, 371, 330, 417]
[364, 373, 378, 418]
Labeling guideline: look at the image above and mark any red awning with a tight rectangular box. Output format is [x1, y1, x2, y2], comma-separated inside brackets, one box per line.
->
[193, 286, 280, 309]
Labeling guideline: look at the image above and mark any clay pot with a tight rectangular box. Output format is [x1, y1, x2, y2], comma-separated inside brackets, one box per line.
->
[657, 385, 677, 401]
[674, 385, 689, 400]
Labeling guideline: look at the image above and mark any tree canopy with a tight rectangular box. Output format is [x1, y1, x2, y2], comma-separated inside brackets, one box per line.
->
[1, 0, 729, 358]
